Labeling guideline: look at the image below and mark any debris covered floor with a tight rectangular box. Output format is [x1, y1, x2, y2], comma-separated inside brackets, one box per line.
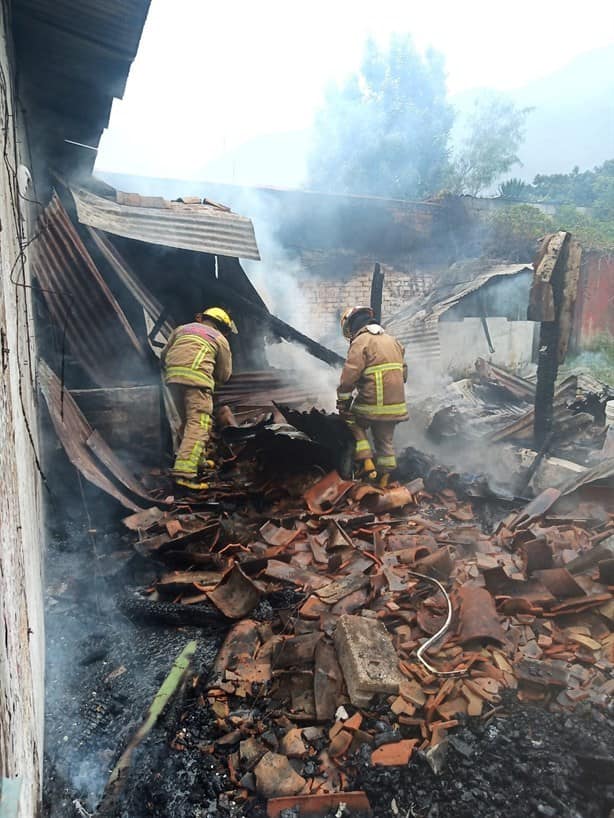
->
[42, 405, 614, 818]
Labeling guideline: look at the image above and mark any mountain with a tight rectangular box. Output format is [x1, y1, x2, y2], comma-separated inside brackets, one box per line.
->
[97, 47, 614, 192]
[452, 45, 614, 183]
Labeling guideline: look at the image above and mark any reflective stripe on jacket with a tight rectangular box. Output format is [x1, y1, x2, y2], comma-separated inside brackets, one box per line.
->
[161, 320, 232, 390]
[337, 324, 408, 422]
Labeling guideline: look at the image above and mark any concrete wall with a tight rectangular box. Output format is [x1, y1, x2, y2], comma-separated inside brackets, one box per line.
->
[438, 318, 536, 376]
[0, 5, 45, 815]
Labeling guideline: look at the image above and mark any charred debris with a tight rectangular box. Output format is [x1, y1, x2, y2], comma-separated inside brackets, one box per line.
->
[37, 193, 614, 818]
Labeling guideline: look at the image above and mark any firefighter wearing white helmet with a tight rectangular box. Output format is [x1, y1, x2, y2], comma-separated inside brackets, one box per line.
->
[337, 306, 408, 487]
[161, 306, 237, 490]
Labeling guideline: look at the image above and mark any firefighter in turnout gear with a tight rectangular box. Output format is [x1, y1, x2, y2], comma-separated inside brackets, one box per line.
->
[337, 306, 408, 488]
[161, 307, 236, 491]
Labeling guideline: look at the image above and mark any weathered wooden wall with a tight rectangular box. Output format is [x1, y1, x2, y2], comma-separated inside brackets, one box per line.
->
[0, 4, 45, 814]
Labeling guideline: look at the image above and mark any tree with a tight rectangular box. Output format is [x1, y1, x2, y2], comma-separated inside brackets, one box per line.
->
[447, 93, 531, 195]
[307, 35, 454, 199]
[499, 160, 614, 249]
[498, 177, 530, 200]
[507, 159, 614, 211]
[485, 204, 554, 261]
[591, 159, 614, 221]
[531, 165, 595, 204]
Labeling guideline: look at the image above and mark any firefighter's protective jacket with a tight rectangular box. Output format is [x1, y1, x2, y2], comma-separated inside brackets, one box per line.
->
[337, 324, 408, 422]
[161, 320, 232, 391]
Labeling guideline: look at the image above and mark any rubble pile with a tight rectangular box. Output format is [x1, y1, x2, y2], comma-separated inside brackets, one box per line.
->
[121, 457, 614, 816]
[425, 358, 613, 460]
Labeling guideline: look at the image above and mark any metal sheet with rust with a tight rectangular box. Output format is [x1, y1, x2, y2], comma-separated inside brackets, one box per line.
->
[73, 186, 261, 260]
[39, 360, 146, 512]
[34, 194, 149, 387]
[86, 429, 163, 504]
[87, 226, 176, 336]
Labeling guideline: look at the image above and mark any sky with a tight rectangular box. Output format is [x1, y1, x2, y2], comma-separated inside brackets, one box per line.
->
[96, 0, 614, 181]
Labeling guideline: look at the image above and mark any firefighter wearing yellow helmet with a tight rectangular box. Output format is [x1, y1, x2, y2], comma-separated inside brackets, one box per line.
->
[161, 307, 237, 490]
[337, 306, 408, 487]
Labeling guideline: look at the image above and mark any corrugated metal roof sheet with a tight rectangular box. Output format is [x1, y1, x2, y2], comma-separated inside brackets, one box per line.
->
[71, 187, 261, 260]
[15, 0, 150, 58]
[34, 193, 151, 387]
[12, 0, 151, 172]
[39, 360, 150, 512]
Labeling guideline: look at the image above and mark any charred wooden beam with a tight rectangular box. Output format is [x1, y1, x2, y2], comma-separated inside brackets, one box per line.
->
[199, 274, 345, 367]
[530, 232, 582, 448]
[370, 262, 385, 324]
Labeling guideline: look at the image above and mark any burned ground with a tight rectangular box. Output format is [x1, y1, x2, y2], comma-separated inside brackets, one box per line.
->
[42, 433, 614, 818]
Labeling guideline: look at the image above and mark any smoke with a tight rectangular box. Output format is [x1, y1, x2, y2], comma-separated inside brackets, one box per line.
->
[266, 339, 341, 411]
[202, 184, 350, 398]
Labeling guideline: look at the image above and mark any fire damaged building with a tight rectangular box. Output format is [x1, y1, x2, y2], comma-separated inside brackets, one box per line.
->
[0, 2, 151, 815]
[385, 262, 536, 375]
[1, 4, 614, 818]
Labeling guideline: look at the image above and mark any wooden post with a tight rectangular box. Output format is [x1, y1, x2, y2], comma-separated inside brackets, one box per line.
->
[370, 262, 385, 324]
[530, 233, 582, 448]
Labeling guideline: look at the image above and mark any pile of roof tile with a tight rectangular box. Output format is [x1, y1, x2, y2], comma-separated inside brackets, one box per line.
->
[125, 468, 614, 816]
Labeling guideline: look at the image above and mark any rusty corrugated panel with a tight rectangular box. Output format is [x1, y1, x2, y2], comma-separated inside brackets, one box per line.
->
[71, 187, 261, 261]
[386, 316, 441, 367]
[573, 251, 614, 350]
[87, 226, 176, 336]
[34, 194, 150, 387]
[39, 361, 149, 512]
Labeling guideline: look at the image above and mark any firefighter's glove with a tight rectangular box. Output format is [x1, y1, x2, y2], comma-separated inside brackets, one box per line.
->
[336, 398, 352, 419]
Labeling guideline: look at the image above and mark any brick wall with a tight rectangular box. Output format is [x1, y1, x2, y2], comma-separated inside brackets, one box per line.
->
[289, 257, 433, 346]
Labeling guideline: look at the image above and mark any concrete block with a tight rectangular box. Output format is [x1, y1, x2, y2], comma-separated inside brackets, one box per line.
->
[333, 614, 404, 707]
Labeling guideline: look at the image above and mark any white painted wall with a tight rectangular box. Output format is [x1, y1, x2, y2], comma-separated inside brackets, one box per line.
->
[0, 5, 45, 815]
[438, 317, 535, 376]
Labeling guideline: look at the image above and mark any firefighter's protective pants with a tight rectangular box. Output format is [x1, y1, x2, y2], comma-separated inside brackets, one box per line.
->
[169, 385, 213, 478]
[347, 416, 398, 473]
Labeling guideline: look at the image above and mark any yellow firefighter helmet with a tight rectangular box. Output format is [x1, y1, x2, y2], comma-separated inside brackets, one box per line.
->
[340, 305, 374, 339]
[201, 307, 238, 335]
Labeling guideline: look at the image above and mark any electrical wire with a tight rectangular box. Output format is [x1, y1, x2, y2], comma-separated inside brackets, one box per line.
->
[406, 569, 467, 677]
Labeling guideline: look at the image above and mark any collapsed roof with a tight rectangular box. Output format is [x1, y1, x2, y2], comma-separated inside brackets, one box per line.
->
[385, 262, 534, 370]
[71, 186, 261, 261]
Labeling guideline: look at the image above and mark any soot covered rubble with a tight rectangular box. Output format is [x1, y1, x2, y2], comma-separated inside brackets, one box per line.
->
[44, 390, 613, 818]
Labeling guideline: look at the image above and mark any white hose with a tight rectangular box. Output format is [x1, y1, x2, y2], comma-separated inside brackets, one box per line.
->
[406, 569, 467, 678]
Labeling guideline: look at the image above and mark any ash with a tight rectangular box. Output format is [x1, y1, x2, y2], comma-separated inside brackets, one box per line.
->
[42, 498, 614, 818]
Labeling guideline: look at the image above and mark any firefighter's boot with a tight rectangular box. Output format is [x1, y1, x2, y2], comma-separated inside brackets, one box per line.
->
[175, 477, 210, 492]
[378, 473, 390, 489]
[361, 458, 377, 481]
